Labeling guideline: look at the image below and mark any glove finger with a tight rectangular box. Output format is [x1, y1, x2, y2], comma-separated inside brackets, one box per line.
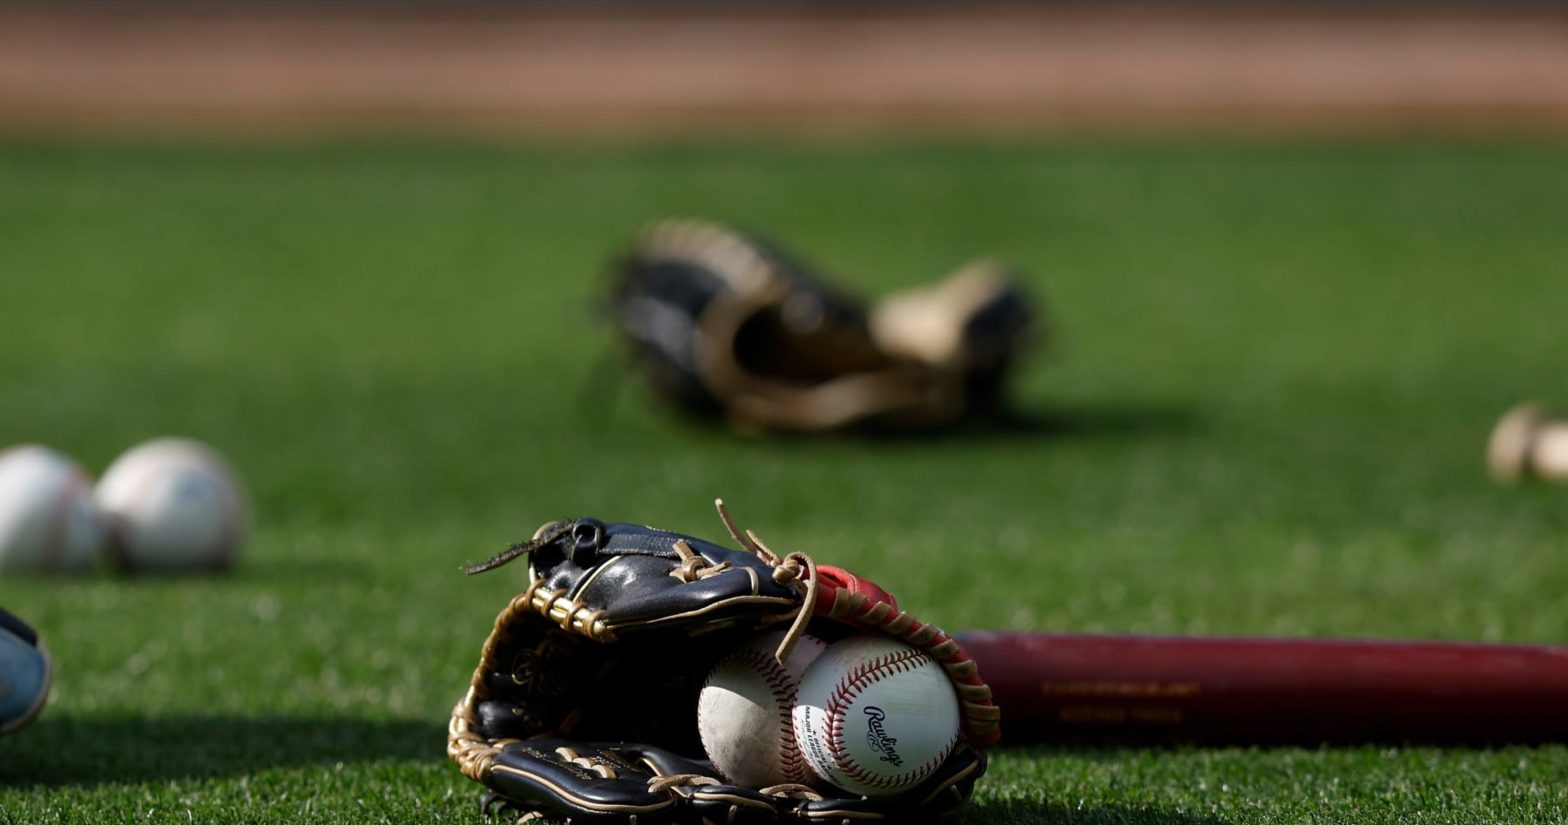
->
[488, 740, 683, 824]
[614, 742, 717, 778]
[626, 742, 786, 825]
[584, 532, 799, 635]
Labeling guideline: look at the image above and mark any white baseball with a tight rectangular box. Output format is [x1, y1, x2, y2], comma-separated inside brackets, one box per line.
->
[697, 630, 828, 788]
[95, 438, 250, 573]
[791, 635, 961, 797]
[0, 445, 106, 575]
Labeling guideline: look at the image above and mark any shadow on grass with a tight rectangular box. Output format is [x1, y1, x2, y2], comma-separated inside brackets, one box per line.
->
[0, 715, 442, 787]
[674, 402, 1206, 445]
[5, 722, 1233, 823]
[942, 402, 1205, 442]
[960, 799, 1227, 824]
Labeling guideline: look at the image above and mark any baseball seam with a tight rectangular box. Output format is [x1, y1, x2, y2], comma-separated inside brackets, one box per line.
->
[821, 649, 950, 791]
[700, 646, 809, 786]
[726, 647, 810, 785]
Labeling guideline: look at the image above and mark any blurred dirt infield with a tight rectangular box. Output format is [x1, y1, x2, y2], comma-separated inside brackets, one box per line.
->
[1, 5, 1566, 137]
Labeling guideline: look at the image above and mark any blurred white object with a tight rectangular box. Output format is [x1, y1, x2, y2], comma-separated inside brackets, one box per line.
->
[96, 438, 250, 573]
[1489, 403, 1568, 484]
[0, 445, 106, 575]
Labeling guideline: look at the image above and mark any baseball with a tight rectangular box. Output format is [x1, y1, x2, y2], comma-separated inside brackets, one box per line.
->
[697, 630, 828, 788]
[95, 438, 250, 573]
[0, 445, 106, 575]
[791, 634, 961, 797]
[1488, 403, 1568, 484]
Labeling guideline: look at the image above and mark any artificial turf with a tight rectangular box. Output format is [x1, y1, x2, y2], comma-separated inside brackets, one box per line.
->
[1, 139, 1566, 823]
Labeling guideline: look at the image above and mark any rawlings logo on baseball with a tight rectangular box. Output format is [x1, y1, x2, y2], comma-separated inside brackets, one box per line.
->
[792, 635, 962, 797]
[863, 706, 903, 766]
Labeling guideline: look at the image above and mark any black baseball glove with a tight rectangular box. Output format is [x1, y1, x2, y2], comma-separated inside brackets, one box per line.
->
[448, 502, 999, 823]
[610, 219, 1036, 433]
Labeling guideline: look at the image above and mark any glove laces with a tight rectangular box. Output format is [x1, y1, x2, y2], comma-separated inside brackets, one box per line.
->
[714, 498, 819, 667]
[462, 500, 823, 668]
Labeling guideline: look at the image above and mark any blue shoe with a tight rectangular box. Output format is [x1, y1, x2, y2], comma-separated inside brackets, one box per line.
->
[0, 606, 50, 735]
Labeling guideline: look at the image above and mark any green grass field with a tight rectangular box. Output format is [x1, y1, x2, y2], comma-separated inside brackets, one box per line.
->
[2, 139, 1568, 823]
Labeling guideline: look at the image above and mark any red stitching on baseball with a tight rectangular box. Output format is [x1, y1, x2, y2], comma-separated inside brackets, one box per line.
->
[693, 688, 733, 784]
[723, 648, 812, 785]
[819, 648, 948, 790]
[856, 612, 999, 749]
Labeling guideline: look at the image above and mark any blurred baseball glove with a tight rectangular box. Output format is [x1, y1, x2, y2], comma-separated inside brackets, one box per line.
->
[610, 219, 1036, 433]
[448, 501, 999, 824]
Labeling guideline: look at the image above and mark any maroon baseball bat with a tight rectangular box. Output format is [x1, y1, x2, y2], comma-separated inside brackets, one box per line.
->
[957, 631, 1568, 745]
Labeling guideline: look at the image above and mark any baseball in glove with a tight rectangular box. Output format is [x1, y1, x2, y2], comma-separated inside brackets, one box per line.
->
[610, 219, 1036, 433]
[448, 501, 998, 824]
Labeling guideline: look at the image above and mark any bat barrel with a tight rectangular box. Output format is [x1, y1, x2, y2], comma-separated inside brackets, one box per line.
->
[958, 631, 1568, 745]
